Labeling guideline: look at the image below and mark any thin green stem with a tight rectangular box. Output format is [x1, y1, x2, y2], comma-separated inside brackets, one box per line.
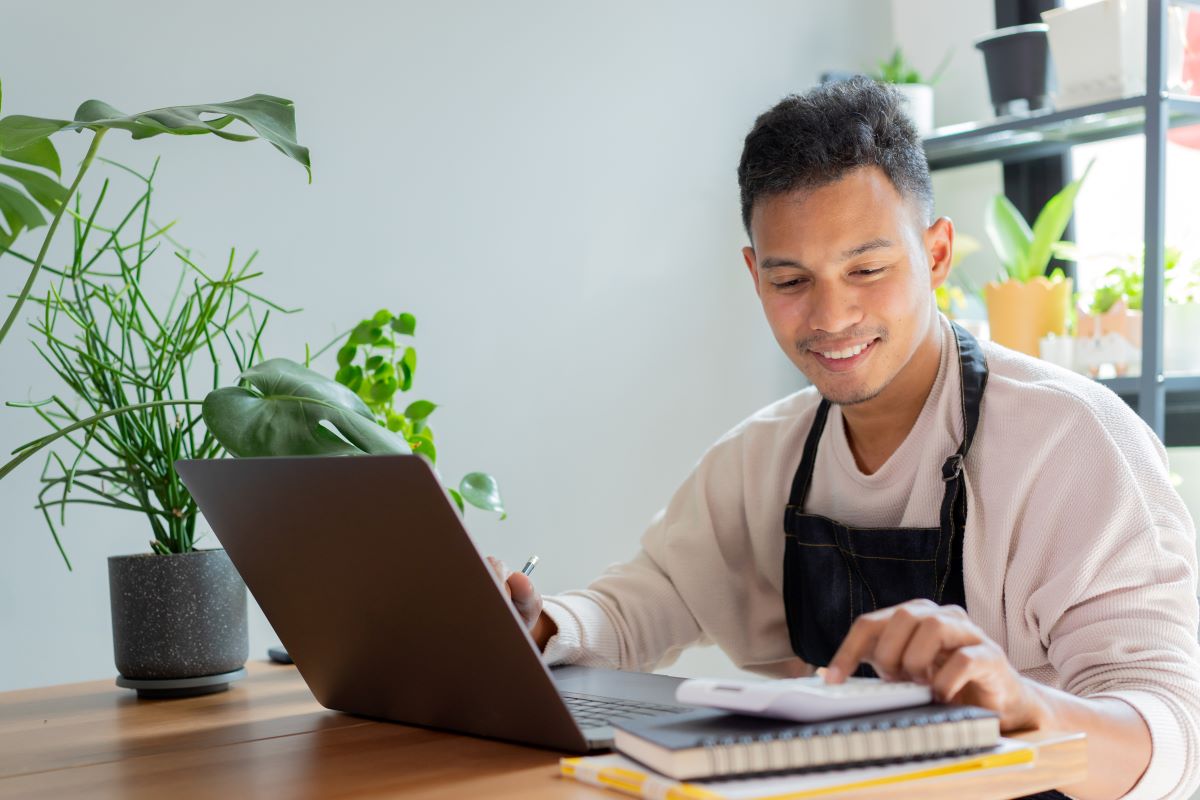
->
[1, 399, 202, 480]
[0, 128, 108, 348]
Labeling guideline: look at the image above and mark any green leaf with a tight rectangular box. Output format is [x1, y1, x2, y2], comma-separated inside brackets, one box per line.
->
[984, 194, 1032, 281]
[410, 435, 437, 463]
[0, 115, 69, 153]
[0, 164, 68, 210]
[336, 343, 356, 367]
[392, 312, 416, 335]
[369, 375, 397, 403]
[365, 354, 385, 371]
[349, 320, 381, 344]
[2, 138, 61, 176]
[447, 487, 465, 513]
[372, 308, 391, 326]
[203, 358, 410, 457]
[405, 399, 437, 421]
[1026, 161, 1093, 282]
[460, 472, 505, 517]
[399, 346, 416, 391]
[0, 94, 310, 180]
[334, 363, 362, 390]
[0, 182, 45, 231]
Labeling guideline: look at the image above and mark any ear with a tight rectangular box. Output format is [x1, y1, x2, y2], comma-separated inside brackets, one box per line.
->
[925, 216, 954, 291]
[742, 246, 761, 296]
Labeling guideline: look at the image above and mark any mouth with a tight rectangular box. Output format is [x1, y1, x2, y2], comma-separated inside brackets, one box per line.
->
[808, 337, 880, 373]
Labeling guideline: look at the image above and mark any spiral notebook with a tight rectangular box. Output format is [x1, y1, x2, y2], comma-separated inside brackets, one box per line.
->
[559, 739, 1035, 800]
[611, 705, 999, 780]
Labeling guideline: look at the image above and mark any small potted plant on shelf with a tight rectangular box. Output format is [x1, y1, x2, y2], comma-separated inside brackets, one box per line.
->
[983, 162, 1093, 357]
[872, 47, 952, 136]
[974, 22, 1053, 116]
[0, 84, 309, 698]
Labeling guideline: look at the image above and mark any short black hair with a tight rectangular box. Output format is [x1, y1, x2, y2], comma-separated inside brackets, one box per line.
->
[737, 77, 934, 238]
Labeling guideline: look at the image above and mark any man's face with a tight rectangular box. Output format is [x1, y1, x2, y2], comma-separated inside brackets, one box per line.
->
[742, 167, 951, 406]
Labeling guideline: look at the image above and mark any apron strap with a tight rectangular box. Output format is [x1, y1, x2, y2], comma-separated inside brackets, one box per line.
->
[786, 398, 832, 509]
[935, 322, 989, 603]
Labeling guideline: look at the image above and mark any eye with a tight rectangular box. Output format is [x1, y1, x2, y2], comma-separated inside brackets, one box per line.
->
[772, 276, 808, 289]
[852, 266, 887, 278]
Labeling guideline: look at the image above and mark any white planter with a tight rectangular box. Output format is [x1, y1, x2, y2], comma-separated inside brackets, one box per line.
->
[1165, 302, 1200, 374]
[1042, 0, 1189, 110]
[893, 83, 935, 136]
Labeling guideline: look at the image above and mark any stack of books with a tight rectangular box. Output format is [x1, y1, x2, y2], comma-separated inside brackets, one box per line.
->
[560, 703, 1040, 800]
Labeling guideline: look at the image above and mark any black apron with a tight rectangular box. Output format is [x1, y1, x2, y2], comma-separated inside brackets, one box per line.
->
[781, 322, 1068, 800]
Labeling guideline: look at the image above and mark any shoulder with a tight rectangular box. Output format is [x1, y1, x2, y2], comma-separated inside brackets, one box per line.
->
[689, 386, 823, 475]
[979, 340, 1157, 448]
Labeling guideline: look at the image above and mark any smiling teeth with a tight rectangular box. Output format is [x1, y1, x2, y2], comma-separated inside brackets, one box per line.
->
[819, 342, 869, 360]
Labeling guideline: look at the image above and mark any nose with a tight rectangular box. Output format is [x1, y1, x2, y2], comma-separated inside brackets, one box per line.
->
[806, 278, 863, 335]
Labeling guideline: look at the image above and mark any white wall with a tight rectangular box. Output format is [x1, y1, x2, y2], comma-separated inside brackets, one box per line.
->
[0, 1, 894, 691]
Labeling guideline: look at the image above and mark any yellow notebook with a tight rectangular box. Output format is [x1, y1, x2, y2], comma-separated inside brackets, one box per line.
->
[559, 738, 1035, 800]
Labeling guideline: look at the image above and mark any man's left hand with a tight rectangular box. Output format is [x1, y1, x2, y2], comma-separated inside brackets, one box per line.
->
[824, 598, 1049, 732]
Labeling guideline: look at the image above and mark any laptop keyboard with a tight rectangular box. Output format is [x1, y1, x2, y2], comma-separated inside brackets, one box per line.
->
[560, 690, 690, 728]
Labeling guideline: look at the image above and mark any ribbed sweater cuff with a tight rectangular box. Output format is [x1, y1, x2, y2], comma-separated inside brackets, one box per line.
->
[539, 593, 620, 668]
[1088, 689, 1186, 799]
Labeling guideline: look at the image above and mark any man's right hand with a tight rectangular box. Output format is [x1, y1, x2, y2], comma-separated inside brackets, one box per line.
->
[486, 556, 558, 651]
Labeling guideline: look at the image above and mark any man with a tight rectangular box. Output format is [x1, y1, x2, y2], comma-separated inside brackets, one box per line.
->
[492, 78, 1200, 800]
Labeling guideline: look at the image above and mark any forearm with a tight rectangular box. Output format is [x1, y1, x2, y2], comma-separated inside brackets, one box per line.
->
[1022, 680, 1151, 800]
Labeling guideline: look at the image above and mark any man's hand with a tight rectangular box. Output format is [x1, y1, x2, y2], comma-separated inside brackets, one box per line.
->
[486, 556, 557, 651]
[825, 599, 1049, 732]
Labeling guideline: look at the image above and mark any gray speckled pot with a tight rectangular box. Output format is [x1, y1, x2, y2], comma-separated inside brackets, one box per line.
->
[108, 549, 248, 680]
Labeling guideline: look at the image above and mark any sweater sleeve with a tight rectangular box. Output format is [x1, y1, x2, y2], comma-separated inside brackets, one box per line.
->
[1006, 389, 1200, 800]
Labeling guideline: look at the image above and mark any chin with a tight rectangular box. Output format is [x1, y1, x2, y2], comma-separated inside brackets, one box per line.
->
[816, 382, 886, 406]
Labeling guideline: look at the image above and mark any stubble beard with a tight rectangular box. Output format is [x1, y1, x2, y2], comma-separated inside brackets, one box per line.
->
[796, 328, 890, 407]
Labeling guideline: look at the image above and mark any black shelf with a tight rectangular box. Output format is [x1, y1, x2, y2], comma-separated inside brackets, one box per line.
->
[1100, 375, 1200, 395]
[924, 95, 1200, 170]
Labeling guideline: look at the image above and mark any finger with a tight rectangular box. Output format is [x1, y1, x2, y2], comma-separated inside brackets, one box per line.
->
[826, 611, 890, 683]
[486, 557, 512, 600]
[929, 644, 990, 703]
[900, 615, 981, 683]
[869, 607, 924, 681]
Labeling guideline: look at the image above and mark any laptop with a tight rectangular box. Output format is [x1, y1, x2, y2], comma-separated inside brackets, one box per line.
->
[174, 454, 691, 753]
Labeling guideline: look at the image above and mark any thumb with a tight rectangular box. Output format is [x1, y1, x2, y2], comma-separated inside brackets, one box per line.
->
[506, 571, 542, 626]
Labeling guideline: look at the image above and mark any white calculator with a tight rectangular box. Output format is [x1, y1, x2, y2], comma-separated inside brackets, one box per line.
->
[674, 676, 933, 723]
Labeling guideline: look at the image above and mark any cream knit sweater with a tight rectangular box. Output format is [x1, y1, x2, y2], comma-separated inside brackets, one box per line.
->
[541, 315, 1200, 800]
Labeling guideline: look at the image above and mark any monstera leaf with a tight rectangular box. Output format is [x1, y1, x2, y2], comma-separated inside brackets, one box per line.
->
[203, 359, 411, 458]
[0, 84, 310, 349]
[0, 79, 67, 253]
[0, 93, 310, 177]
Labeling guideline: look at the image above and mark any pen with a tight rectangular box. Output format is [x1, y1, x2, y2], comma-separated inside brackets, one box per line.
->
[520, 554, 539, 576]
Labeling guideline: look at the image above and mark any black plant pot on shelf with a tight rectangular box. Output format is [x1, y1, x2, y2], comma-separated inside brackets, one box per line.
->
[975, 23, 1054, 116]
[108, 549, 249, 698]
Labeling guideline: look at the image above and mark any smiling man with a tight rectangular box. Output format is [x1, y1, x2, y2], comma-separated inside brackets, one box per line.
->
[494, 78, 1200, 800]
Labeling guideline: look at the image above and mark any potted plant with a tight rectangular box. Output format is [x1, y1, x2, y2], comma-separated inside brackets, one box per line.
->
[1042, 0, 1189, 110]
[0, 85, 309, 697]
[872, 47, 952, 136]
[974, 23, 1054, 116]
[983, 162, 1092, 357]
[202, 313, 506, 518]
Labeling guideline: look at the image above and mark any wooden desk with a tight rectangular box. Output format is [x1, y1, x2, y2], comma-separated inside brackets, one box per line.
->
[0, 661, 1085, 799]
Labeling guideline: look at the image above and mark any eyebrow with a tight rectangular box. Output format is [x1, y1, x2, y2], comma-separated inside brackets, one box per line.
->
[759, 238, 896, 270]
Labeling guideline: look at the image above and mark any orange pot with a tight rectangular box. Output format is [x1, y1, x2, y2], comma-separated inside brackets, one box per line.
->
[1076, 299, 1142, 347]
[984, 277, 1073, 357]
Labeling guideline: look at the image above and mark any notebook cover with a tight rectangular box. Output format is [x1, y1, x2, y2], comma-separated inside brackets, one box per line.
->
[611, 703, 996, 752]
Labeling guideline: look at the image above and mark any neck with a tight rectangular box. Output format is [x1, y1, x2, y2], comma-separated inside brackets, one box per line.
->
[841, 315, 943, 475]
